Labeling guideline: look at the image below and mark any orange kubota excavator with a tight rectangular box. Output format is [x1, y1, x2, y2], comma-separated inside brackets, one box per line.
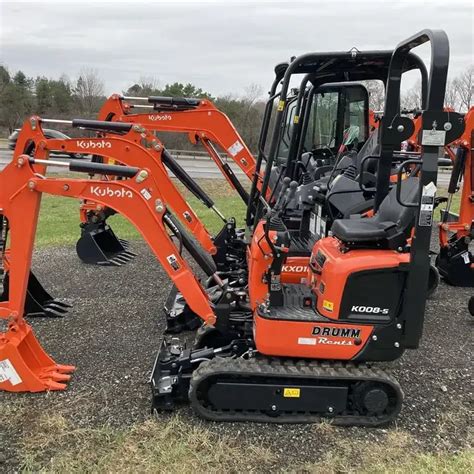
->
[5, 117, 251, 331]
[0, 29, 466, 427]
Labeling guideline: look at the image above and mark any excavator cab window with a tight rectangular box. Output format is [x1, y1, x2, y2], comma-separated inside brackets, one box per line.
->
[276, 97, 299, 165]
[345, 85, 369, 147]
[303, 84, 369, 156]
[304, 90, 340, 153]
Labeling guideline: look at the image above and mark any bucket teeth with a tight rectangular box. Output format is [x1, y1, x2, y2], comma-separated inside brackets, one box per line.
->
[42, 302, 70, 318]
[118, 238, 131, 248]
[50, 371, 72, 382]
[0, 324, 75, 393]
[108, 251, 137, 266]
[44, 299, 72, 310]
[54, 364, 76, 374]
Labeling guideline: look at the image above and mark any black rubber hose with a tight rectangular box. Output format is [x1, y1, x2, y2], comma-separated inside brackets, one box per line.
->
[448, 147, 467, 195]
[161, 149, 215, 208]
[163, 211, 217, 277]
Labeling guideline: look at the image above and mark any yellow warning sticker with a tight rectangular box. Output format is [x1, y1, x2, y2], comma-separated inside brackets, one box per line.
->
[322, 300, 334, 312]
[283, 388, 301, 398]
[277, 100, 285, 111]
[293, 115, 299, 124]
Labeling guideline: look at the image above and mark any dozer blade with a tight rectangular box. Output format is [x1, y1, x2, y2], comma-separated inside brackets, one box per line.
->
[1, 271, 72, 318]
[0, 322, 75, 393]
[76, 221, 137, 266]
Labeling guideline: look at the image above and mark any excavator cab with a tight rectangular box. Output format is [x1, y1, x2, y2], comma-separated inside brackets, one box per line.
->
[274, 83, 369, 170]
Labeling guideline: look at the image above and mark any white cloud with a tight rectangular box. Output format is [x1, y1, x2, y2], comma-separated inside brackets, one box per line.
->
[0, 1, 472, 96]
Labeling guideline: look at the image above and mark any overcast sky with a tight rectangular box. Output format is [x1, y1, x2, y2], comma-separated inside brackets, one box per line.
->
[1, 0, 473, 98]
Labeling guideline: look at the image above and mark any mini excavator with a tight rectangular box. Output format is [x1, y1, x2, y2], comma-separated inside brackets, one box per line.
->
[7, 117, 252, 331]
[149, 29, 464, 424]
[0, 29, 466, 427]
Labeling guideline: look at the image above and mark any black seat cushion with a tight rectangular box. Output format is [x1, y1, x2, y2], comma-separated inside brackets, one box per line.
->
[331, 177, 419, 248]
[331, 219, 397, 242]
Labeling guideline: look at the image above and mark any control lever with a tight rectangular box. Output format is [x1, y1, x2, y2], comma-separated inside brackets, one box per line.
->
[282, 180, 298, 211]
[265, 180, 298, 251]
[273, 177, 291, 213]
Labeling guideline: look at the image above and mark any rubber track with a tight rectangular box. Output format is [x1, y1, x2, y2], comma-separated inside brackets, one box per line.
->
[189, 357, 403, 426]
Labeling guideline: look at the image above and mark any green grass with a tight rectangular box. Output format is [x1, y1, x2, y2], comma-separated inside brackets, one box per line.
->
[35, 178, 246, 247]
[18, 412, 274, 473]
[436, 188, 461, 220]
[1, 401, 470, 473]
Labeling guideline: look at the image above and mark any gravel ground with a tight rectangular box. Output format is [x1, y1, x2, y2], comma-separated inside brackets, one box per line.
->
[1, 238, 473, 469]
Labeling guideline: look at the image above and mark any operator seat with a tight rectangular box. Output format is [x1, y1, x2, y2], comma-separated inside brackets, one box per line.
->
[331, 177, 419, 250]
[310, 131, 379, 205]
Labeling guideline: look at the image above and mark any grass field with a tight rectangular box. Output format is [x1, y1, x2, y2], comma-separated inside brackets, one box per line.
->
[2, 397, 472, 473]
[35, 178, 247, 247]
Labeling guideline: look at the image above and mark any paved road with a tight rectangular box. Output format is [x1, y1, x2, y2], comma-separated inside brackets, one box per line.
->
[0, 147, 451, 185]
[0, 148, 247, 179]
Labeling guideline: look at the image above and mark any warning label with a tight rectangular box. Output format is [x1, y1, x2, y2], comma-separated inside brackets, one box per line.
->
[227, 140, 244, 157]
[0, 359, 22, 386]
[418, 182, 436, 227]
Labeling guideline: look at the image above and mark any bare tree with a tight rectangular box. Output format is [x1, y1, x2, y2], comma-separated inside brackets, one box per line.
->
[74, 68, 105, 115]
[124, 76, 161, 97]
[401, 80, 422, 110]
[444, 79, 459, 109]
[242, 83, 264, 105]
[240, 84, 265, 150]
[362, 80, 385, 111]
[454, 65, 473, 111]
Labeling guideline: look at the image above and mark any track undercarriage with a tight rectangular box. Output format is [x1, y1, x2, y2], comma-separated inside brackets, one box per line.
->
[151, 325, 403, 426]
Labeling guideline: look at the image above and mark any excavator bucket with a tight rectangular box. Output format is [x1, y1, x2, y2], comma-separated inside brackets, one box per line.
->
[1, 271, 71, 318]
[0, 322, 75, 393]
[76, 221, 136, 266]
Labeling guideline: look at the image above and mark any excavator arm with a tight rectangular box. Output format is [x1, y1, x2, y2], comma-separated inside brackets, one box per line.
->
[98, 94, 263, 200]
[12, 117, 217, 255]
[0, 154, 218, 393]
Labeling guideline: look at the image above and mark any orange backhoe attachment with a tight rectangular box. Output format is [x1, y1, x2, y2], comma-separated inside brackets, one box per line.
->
[436, 107, 474, 286]
[0, 150, 219, 393]
[97, 94, 263, 201]
[12, 117, 218, 265]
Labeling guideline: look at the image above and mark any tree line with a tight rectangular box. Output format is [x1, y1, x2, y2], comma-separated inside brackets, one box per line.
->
[0, 66, 265, 152]
[364, 65, 473, 112]
[0, 64, 472, 152]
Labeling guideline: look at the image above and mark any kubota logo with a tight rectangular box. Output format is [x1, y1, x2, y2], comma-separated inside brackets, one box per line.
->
[76, 140, 112, 149]
[282, 265, 308, 273]
[148, 114, 172, 121]
[90, 186, 133, 198]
